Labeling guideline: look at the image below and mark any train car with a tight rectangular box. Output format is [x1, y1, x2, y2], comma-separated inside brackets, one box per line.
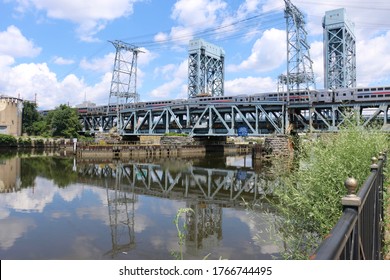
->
[353, 86, 390, 102]
[251, 92, 274, 102]
[333, 88, 356, 103]
[314, 89, 333, 103]
[77, 107, 88, 114]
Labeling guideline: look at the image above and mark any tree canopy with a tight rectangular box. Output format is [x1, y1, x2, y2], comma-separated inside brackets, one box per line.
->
[22, 101, 40, 135]
[22, 103, 81, 138]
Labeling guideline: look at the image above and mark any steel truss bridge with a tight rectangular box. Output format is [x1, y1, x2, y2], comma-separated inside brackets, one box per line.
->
[79, 99, 390, 137]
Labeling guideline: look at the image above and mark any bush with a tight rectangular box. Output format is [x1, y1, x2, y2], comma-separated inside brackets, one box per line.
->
[0, 134, 17, 147]
[268, 125, 389, 259]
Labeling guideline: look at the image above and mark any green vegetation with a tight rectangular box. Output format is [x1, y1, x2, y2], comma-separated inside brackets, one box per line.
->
[0, 134, 17, 147]
[164, 132, 188, 137]
[384, 172, 390, 259]
[171, 208, 194, 260]
[266, 124, 389, 259]
[22, 101, 40, 135]
[22, 103, 82, 138]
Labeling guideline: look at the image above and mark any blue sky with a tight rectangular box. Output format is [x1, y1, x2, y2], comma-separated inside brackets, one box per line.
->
[1, 0, 390, 109]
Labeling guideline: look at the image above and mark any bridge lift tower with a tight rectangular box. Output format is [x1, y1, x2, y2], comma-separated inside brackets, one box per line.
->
[188, 39, 225, 98]
[323, 8, 356, 89]
[108, 40, 143, 113]
[279, 0, 316, 93]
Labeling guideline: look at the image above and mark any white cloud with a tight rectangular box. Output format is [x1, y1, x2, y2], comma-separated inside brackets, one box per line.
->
[80, 53, 115, 73]
[53, 56, 75, 65]
[12, 0, 141, 41]
[155, 0, 228, 46]
[225, 76, 276, 95]
[0, 218, 36, 250]
[149, 60, 188, 99]
[228, 28, 285, 73]
[310, 41, 325, 88]
[154, 32, 169, 43]
[356, 31, 390, 85]
[0, 62, 89, 109]
[0, 25, 41, 58]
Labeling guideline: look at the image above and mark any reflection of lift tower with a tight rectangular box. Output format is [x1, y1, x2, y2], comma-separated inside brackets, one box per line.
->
[185, 202, 223, 256]
[108, 40, 143, 117]
[104, 164, 137, 257]
[188, 39, 225, 98]
[278, 0, 316, 95]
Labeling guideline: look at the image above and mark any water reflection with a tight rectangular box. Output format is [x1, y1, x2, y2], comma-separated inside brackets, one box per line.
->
[0, 154, 285, 260]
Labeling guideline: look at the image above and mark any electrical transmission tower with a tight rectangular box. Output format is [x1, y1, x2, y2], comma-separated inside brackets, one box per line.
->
[279, 0, 316, 95]
[188, 39, 225, 98]
[323, 8, 356, 89]
[108, 40, 143, 112]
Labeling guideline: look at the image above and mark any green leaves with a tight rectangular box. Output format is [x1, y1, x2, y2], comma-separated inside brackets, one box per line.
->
[272, 125, 389, 259]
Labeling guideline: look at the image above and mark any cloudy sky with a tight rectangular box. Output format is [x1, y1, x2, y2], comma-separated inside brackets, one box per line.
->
[1, 0, 390, 109]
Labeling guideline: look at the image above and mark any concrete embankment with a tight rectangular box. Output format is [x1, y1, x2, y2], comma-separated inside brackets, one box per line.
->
[73, 135, 293, 160]
[75, 143, 254, 160]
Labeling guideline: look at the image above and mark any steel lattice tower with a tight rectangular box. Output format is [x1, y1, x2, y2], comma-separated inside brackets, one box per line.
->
[188, 39, 225, 98]
[108, 40, 143, 110]
[323, 8, 356, 89]
[281, 0, 316, 93]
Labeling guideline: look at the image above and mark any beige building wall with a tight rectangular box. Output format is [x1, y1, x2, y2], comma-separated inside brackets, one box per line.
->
[0, 97, 23, 137]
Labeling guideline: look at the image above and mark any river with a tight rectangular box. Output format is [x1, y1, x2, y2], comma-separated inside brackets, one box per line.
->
[0, 151, 287, 260]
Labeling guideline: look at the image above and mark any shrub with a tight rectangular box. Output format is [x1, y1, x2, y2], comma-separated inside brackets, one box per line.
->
[0, 134, 17, 147]
[267, 125, 389, 259]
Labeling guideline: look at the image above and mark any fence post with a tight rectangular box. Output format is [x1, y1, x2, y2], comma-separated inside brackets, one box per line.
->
[370, 157, 378, 171]
[341, 177, 360, 259]
[342, 178, 360, 207]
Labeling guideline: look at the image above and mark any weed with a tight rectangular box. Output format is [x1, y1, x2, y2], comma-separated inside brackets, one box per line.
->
[171, 207, 194, 260]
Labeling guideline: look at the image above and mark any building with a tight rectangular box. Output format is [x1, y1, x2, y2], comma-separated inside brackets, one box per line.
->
[0, 96, 23, 136]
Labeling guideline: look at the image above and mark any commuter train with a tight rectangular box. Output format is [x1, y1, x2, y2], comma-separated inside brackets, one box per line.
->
[76, 85, 390, 115]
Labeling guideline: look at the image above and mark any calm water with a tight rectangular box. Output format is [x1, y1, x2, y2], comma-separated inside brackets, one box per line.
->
[0, 152, 285, 260]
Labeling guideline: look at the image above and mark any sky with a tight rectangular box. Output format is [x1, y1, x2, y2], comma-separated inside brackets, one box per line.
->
[1, 0, 390, 110]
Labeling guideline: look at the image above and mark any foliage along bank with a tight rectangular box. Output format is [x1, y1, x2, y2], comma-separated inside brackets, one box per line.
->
[266, 124, 389, 259]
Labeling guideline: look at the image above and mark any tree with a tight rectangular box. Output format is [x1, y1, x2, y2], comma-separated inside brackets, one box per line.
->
[22, 101, 40, 135]
[49, 104, 82, 138]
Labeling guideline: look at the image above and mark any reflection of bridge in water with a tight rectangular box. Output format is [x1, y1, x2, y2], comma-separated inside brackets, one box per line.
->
[76, 159, 279, 258]
[77, 160, 276, 206]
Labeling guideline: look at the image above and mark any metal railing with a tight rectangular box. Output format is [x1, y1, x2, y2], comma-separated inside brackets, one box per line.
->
[311, 152, 387, 260]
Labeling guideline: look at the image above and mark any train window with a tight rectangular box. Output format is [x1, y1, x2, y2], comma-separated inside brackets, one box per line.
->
[386, 87, 390, 90]
[378, 88, 383, 90]
[378, 95, 384, 97]
[357, 96, 363, 98]
[364, 88, 369, 91]
[357, 89, 363, 92]
[343, 93, 346, 96]
[364, 95, 369, 98]
[320, 94, 324, 97]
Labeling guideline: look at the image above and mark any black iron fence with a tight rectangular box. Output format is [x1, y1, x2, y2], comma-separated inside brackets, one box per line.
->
[311, 152, 387, 260]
